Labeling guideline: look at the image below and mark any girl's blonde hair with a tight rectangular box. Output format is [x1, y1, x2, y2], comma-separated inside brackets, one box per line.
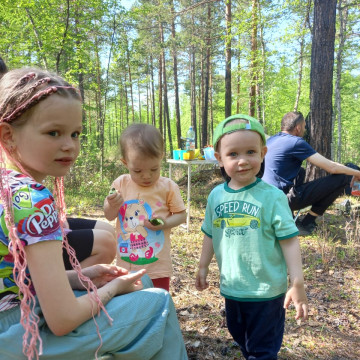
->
[0, 68, 111, 359]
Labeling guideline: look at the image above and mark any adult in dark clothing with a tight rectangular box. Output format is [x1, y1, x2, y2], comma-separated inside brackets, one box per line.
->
[263, 111, 360, 236]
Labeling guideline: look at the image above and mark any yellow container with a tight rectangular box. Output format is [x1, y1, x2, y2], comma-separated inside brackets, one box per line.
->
[183, 150, 195, 160]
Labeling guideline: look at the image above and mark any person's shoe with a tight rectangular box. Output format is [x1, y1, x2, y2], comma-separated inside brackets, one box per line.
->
[335, 199, 351, 214]
[295, 214, 305, 224]
[297, 221, 317, 236]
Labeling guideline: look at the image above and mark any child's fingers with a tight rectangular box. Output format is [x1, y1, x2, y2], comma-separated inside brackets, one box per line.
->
[295, 303, 308, 320]
[302, 303, 308, 320]
[195, 277, 208, 291]
[107, 192, 117, 200]
[127, 269, 146, 282]
[283, 293, 291, 309]
[113, 266, 129, 276]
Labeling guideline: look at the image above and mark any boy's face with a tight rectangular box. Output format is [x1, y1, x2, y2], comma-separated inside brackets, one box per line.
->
[215, 130, 267, 190]
[122, 147, 161, 187]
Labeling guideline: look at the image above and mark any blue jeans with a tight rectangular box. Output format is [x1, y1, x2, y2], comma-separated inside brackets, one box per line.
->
[0, 275, 188, 360]
[225, 296, 285, 360]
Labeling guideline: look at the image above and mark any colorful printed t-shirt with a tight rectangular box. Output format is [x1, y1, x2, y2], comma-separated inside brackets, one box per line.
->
[202, 178, 299, 301]
[112, 174, 185, 279]
[0, 170, 62, 311]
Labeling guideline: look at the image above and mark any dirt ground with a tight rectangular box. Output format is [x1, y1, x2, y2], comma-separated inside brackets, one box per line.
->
[79, 169, 360, 360]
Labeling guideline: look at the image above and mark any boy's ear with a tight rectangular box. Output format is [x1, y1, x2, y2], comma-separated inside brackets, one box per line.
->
[0, 123, 16, 150]
[214, 151, 223, 166]
[261, 146, 267, 160]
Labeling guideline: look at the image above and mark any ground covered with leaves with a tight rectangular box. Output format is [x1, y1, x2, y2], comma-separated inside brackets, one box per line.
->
[73, 168, 360, 360]
[171, 169, 360, 360]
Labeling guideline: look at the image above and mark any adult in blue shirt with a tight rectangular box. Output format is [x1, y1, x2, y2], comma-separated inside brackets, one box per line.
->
[263, 111, 360, 236]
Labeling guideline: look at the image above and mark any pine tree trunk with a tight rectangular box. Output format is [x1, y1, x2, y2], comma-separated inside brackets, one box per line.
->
[159, 21, 172, 154]
[201, 4, 211, 149]
[190, 48, 197, 140]
[335, 0, 348, 162]
[146, 80, 150, 124]
[294, 0, 311, 112]
[138, 78, 141, 123]
[150, 55, 156, 127]
[158, 55, 163, 134]
[170, 0, 182, 149]
[225, 0, 232, 117]
[249, 0, 258, 117]
[307, 0, 337, 181]
[126, 46, 135, 122]
[74, 10, 86, 145]
[124, 72, 129, 127]
[210, 65, 214, 145]
[236, 53, 241, 114]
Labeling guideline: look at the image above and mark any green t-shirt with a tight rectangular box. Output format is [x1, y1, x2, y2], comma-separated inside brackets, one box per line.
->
[201, 178, 299, 301]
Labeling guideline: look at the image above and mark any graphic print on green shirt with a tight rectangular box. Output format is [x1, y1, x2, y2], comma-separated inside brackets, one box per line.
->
[213, 200, 260, 235]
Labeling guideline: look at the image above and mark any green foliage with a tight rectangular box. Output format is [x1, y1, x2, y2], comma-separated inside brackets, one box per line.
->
[1, 0, 360, 173]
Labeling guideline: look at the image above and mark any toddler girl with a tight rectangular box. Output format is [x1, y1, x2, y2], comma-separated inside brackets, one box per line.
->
[104, 123, 186, 291]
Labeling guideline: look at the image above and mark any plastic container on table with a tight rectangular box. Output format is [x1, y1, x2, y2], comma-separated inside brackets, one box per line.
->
[173, 150, 187, 160]
[351, 181, 360, 196]
[185, 126, 195, 151]
[183, 150, 195, 160]
[203, 147, 216, 161]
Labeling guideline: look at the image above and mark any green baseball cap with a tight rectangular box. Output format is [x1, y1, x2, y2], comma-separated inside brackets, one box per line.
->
[213, 114, 266, 149]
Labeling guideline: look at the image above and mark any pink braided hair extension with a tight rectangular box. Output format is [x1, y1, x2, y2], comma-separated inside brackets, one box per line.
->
[0, 148, 43, 359]
[0, 72, 80, 124]
[53, 177, 113, 358]
[14, 72, 36, 89]
[11, 77, 52, 112]
[3, 85, 66, 123]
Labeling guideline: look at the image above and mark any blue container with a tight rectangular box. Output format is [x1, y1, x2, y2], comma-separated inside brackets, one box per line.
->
[204, 147, 216, 161]
[179, 150, 186, 160]
[173, 150, 180, 160]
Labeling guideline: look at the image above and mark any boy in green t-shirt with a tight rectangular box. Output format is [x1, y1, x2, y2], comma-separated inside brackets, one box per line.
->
[195, 114, 308, 360]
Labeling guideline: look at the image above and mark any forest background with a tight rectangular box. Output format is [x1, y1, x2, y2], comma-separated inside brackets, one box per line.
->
[0, 0, 360, 195]
[1, 2, 360, 358]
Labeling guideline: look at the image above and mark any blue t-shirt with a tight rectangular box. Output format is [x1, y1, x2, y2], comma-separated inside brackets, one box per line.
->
[202, 178, 299, 301]
[262, 132, 316, 191]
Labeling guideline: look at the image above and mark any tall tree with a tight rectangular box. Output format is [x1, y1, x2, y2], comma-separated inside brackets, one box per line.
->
[248, 0, 258, 117]
[294, 0, 311, 112]
[170, 0, 182, 149]
[201, 4, 211, 148]
[224, 0, 232, 117]
[334, 0, 349, 162]
[307, 0, 337, 181]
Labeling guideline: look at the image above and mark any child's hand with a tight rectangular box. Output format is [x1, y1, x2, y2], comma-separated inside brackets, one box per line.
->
[111, 269, 146, 295]
[284, 284, 308, 320]
[195, 267, 209, 291]
[81, 264, 129, 288]
[144, 211, 186, 231]
[106, 188, 124, 208]
[144, 217, 166, 231]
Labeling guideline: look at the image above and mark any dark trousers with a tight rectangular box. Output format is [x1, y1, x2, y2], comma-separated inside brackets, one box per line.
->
[225, 296, 285, 360]
[63, 218, 96, 270]
[287, 169, 352, 216]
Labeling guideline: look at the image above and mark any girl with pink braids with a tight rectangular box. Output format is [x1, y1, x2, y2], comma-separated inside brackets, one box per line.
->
[0, 68, 188, 360]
